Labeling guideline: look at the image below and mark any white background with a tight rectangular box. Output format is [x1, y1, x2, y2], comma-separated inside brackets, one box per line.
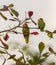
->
[0, 0, 56, 65]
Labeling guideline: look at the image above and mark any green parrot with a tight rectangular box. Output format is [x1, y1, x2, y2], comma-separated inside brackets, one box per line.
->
[38, 18, 45, 31]
[22, 23, 30, 43]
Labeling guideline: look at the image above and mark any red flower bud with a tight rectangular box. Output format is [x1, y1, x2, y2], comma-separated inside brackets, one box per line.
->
[3, 34, 9, 41]
[28, 11, 33, 17]
[31, 32, 39, 35]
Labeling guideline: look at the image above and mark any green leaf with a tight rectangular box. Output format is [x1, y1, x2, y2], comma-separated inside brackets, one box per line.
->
[10, 8, 19, 17]
[3, 44, 8, 49]
[45, 30, 53, 38]
[0, 12, 7, 20]
[33, 55, 40, 64]
[47, 33, 53, 38]
[53, 30, 56, 34]
[0, 50, 5, 54]
[38, 42, 45, 54]
[16, 61, 25, 65]
[17, 56, 23, 62]
[27, 59, 33, 65]
[8, 4, 14, 7]
[42, 52, 49, 57]
[49, 62, 55, 65]
[8, 55, 16, 60]
[39, 58, 45, 64]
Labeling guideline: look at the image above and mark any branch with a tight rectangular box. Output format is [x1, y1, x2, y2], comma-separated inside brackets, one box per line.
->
[5, 50, 17, 61]
[2, 59, 6, 65]
[0, 17, 39, 34]
[0, 25, 19, 33]
[19, 49, 26, 64]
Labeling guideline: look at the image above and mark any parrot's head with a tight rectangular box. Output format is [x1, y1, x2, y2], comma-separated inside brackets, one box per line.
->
[23, 23, 27, 28]
[38, 18, 43, 22]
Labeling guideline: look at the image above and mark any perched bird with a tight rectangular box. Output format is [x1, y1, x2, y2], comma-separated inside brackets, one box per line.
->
[38, 18, 45, 31]
[22, 23, 30, 43]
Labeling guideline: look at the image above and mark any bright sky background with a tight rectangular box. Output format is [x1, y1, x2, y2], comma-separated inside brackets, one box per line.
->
[0, 0, 56, 65]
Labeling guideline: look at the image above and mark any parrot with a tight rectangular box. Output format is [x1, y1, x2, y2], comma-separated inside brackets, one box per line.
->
[22, 23, 30, 43]
[38, 18, 45, 31]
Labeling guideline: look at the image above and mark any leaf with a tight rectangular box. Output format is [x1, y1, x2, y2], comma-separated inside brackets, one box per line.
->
[3, 44, 8, 49]
[16, 61, 25, 65]
[31, 32, 39, 35]
[49, 62, 55, 65]
[48, 47, 56, 55]
[0, 50, 5, 54]
[27, 59, 33, 65]
[17, 56, 23, 62]
[49, 47, 54, 53]
[8, 4, 14, 7]
[0, 12, 7, 20]
[39, 58, 45, 64]
[31, 19, 37, 25]
[0, 38, 8, 49]
[8, 55, 16, 60]
[53, 30, 56, 34]
[47, 33, 53, 38]
[42, 52, 49, 57]
[45, 30, 53, 38]
[10, 8, 19, 17]
[33, 55, 39, 63]
[38, 42, 45, 54]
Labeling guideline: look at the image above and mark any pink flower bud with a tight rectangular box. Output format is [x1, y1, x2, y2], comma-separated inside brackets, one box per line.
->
[31, 32, 39, 35]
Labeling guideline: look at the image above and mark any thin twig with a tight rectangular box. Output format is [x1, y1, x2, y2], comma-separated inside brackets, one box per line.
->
[19, 49, 26, 64]
[2, 59, 6, 65]
[0, 17, 38, 34]
[5, 50, 17, 61]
